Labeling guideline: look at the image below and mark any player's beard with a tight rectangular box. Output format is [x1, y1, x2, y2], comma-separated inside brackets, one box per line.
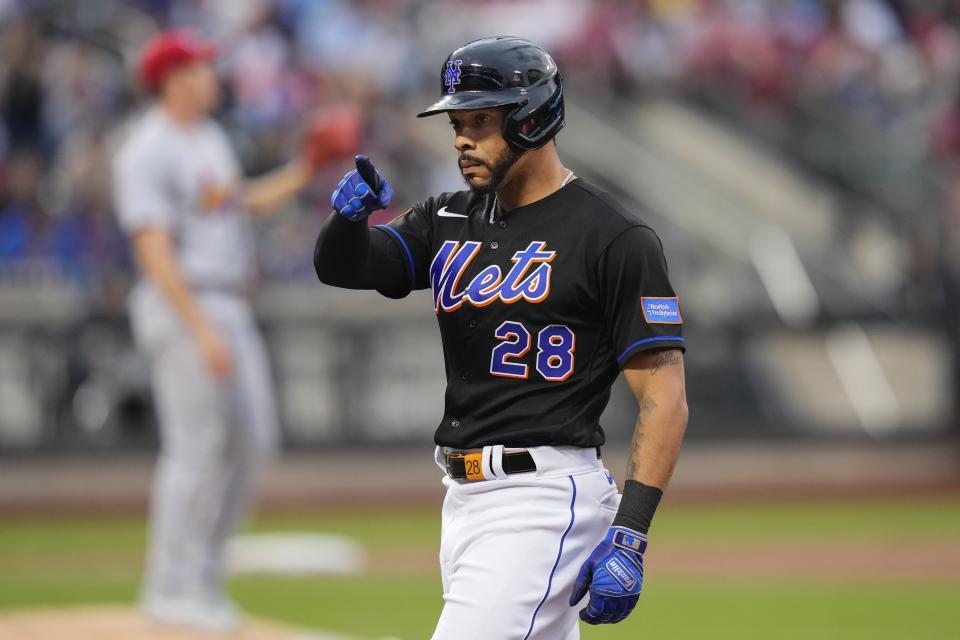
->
[462, 145, 522, 196]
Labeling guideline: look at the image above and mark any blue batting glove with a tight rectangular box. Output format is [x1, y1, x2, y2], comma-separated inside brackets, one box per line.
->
[330, 155, 394, 221]
[569, 526, 646, 624]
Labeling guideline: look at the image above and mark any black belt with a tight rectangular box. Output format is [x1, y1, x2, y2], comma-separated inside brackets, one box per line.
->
[444, 449, 537, 480]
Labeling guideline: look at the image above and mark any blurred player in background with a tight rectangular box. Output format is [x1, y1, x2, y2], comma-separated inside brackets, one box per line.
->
[315, 37, 688, 638]
[112, 29, 357, 633]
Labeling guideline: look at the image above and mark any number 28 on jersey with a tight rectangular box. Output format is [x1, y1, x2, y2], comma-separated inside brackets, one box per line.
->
[430, 240, 575, 383]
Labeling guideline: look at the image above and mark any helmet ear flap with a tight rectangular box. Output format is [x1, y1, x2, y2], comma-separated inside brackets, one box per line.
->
[502, 82, 565, 150]
[500, 100, 527, 147]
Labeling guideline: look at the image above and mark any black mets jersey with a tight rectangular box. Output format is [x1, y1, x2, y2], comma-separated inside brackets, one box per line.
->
[366, 178, 685, 449]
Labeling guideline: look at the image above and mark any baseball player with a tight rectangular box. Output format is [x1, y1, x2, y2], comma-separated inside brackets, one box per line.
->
[315, 37, 688, 638]
[113, 30, 355, 632]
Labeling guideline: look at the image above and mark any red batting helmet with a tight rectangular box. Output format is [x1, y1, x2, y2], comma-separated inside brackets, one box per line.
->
[138, 29, 217, 92]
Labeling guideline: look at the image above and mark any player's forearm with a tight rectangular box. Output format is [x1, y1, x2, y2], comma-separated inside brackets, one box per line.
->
[243, 160, 312, 216]
[314, 213, 409, 296]
[614, 349, 687, 534]
[625, 389, 688, 489]
[314, 212, 372, 285]
[611, 387, 686, 535]
[622, 349, 688, 489]
[133, 229, 212, 336]
[153, 271, 208, 334]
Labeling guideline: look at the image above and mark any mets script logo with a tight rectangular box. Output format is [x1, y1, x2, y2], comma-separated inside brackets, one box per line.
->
[430, 240, 555, 313]
[444, 59, 463, 94]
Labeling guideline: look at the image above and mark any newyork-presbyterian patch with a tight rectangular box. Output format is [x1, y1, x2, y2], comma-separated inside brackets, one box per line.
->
[641, 297, 682, 324]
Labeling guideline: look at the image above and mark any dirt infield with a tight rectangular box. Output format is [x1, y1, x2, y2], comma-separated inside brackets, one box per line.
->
[0, 606, 350, 640]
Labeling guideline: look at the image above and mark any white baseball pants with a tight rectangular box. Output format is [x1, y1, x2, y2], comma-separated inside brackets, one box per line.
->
[432, 445, 620, 640]
[130, 285, 278, 601]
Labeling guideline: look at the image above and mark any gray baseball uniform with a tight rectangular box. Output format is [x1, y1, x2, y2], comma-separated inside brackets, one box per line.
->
[113, 107, 278, 602]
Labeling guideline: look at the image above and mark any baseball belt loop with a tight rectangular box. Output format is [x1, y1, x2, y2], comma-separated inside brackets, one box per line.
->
[480, 445, 496, 480]
[490, 445, 509, 480]
[433, 446, 447, 473]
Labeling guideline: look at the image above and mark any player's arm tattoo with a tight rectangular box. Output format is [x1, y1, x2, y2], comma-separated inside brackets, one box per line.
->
[649, 348, 683, 375]
[624, 348, 684, 480]
[626, 396, 656, 480]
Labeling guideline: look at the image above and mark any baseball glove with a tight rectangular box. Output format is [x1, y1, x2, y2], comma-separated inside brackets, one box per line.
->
[301, 106, 363, 171]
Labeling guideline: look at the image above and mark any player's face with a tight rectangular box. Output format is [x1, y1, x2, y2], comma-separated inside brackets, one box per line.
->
[449, 108, 520, 195]
[169, 61, 221, 114]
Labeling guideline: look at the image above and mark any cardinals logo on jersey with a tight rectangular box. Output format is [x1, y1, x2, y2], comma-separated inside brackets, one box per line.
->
[430, 240, 555, 313]
[197, 176, 238, 214]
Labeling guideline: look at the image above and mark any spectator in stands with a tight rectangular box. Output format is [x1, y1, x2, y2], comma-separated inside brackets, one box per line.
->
[1, 0, 959, 303]
[1, 15, 47, 154]
[0, 149, 49, 264]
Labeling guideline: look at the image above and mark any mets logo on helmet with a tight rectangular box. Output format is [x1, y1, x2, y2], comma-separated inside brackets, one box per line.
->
[444, 59, 463, 94]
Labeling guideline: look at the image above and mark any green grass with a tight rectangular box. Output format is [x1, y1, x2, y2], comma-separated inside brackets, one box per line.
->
[227, 577, 960, 640]
[1, 497, 958, 639]
[652, 497, 960, 542]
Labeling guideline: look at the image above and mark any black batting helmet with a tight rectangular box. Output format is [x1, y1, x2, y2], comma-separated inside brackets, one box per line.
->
[417, 36, 565, 150]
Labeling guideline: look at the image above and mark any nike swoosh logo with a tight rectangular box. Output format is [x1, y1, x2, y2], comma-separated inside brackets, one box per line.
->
[437, 206, 468, 218]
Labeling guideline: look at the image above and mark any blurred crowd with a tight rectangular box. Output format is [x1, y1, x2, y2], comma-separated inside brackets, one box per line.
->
[1, 0, 959, 312]
[586, 0, 960, 120]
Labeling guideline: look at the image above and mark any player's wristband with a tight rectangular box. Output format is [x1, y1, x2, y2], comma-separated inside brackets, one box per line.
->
[612, 480, 663, 534]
